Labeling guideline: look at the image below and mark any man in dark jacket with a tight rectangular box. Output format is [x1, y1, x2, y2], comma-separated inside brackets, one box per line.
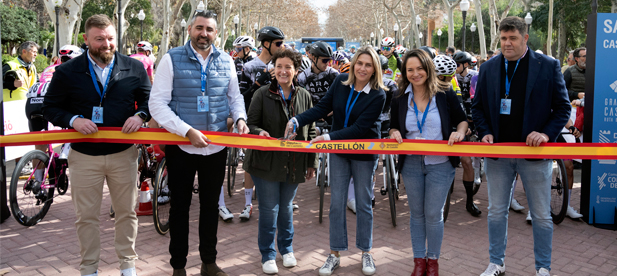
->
[43, 14, 150, 276]
[563, 47, 586, 102]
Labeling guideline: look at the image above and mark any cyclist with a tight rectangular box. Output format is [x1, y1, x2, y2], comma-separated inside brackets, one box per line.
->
[233, 36, 256, 93]
[297, 41, 339, 110]
[349, 45, 357, 57]
[130, 41, 154, 84]
[230, 26, 285, 221]
[289, 41, 299, 52]
[299, 56, 312, 73]
[381, 37, 402, 81]
[452, 51, 482, 217]
[331, 50, 349, 73]
[26, 45, 83, 184]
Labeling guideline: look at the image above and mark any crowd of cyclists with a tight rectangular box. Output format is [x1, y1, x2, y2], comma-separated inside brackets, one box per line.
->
[3, 11, 585, 276]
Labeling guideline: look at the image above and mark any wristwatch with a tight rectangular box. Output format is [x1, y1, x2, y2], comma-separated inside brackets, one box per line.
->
[135, 111, 148, 122]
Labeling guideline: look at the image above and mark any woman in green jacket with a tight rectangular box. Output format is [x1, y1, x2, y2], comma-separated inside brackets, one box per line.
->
[243, 49, 318, 274]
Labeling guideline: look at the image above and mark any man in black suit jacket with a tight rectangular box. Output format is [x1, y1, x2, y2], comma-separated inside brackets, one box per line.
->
[472, 16, 570, 276]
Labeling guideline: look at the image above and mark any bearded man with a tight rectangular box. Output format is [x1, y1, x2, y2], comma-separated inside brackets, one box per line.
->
[43, 14, 151, 276]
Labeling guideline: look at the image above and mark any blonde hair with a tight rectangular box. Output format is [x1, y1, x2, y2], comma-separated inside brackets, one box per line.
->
[342, 46, 388, 91]
[397, 49, 449, 98]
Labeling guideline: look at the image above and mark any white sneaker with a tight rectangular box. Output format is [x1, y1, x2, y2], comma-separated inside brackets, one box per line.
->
[120, 267, 137, 276]
[239, 205, 252, 221]
[218, 206, 234, 222]
[262, 260, 278, 274]
[510, 198, 525, 212]
[283, 252, 297, 267]
[347, 199, 356, 214]
[567, 205, 583, 219]
[292, 204, 299, 210]
[480, 263, 505, 276]
[361, 252, 376, 275]
[526, 210, 532, 224]
[318, 254, 340, 276]
[536, 267, 550, 276]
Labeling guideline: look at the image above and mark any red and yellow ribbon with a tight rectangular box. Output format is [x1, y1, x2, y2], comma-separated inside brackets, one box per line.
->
[1, 127, 616, 159]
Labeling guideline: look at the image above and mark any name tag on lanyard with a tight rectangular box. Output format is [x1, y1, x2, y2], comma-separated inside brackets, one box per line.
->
[502, 57, 520, 116]
[196, 53, 211, 112]
[92, 106, 104, 123]
[88, 57, 114, 124]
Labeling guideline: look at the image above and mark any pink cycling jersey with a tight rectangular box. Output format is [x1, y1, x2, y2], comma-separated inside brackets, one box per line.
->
[130, 53, 154, 77]
[39, 64, 60, 83]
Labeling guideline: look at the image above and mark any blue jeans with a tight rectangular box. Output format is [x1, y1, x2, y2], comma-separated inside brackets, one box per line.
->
[252, 176, 299, 263]
[329, 153, 377, 252]
[485, 158, 553, 271]
[400, 155, 455, 259]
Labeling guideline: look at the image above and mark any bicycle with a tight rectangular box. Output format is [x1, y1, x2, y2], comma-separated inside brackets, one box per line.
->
[379, 132, 400, 227]
[315, 121, 331, 224]
[226, 125, 241, 197]
[152, 156, 170, 235]
[550, 158, 569, 224]
[9, 142, 70, 226]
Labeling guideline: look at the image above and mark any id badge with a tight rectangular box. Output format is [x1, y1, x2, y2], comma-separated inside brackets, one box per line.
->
[197, 96, 209, 112]
[500, 99, 512, 115]
[92, 106, 103, 123]
[415, 136, 426, 140]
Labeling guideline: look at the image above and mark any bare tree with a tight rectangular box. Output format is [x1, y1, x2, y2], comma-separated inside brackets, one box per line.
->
[488, 0, 518, 50]
[474, 0, 487, 58]
[43, 0, 86, 58]
[546, 0, 553, 56]
[442, 0, 462, 47]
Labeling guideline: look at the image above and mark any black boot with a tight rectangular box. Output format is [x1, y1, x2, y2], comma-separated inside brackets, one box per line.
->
[463, 181, 482, 217]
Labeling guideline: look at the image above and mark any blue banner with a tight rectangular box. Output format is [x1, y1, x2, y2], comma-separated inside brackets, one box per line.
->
[589, 13, 617, 224]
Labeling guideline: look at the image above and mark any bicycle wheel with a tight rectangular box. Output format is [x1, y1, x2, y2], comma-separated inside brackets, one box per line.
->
[9, 150, 55, 226]
[153, 158, 171, 235]
[385, 155, 396, 227]
[443, 180, 454, 223]
[227, 147, 238, 197]
[318, 153, 326, 224]
[550, 159, 569, 224]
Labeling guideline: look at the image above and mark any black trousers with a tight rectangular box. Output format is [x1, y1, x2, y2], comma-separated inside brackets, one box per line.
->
[166, 145, 227, 269]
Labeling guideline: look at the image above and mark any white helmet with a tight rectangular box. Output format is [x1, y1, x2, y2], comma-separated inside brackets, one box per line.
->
[136, 41, 153, 51]
[233, 36, 255, 48]
[433, 55, 457, 76]
[58, 45, 83, 59]
[381, 37, 395, 47]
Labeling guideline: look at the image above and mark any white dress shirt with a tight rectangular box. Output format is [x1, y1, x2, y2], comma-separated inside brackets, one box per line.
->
[149, 44, 247, 156]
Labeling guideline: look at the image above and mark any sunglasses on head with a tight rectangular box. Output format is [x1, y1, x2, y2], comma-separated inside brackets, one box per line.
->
[59, 49, 73, 56]
[382, 46, 392, 51]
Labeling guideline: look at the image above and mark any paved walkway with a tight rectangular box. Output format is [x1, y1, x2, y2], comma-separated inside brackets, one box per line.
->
[1, 160, 616, 276]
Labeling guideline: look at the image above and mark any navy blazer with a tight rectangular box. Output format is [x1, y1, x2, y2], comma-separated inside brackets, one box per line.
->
[471, 49, 570, 143]
[390, 88, 467, 169]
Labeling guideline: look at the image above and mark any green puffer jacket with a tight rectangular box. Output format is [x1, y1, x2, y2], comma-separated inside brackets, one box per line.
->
[243, 81, 318, 184]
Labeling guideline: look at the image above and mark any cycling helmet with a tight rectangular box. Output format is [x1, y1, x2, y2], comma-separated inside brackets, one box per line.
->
[395, 45, 406, 56]
[381, 37, 395, 47]
[339, 62, 350, 73]
[418, 46, 436, 60]
[470, 56, 477, 67]
[433, 55, 457, 76]
[350, 45, 356, 49]
[305, 45, 312, 53]
[233, 36, 255, 48]
[379, 55, 389, 71]
[257, 26, 285, 42]
[300, 56, 312, 72]
[136, 41, 153, 51]
[373, 46, 381, 54]
[332, 50, 347, 62]
[453, 51, 473, 66]
[289, 42, 296, 46]
[58, 45, 83, 59]
[309, 41, 333, 58]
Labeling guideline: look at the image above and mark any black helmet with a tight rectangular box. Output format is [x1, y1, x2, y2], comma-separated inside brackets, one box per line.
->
[257, 26, 285, 42]
[309, 41, 333, 58]
[418, 46, 437, 60]
[379, 55, 389, 71]
[373, 46, 381, 55]
[305, 45, 312, 53]
[453, 51, 473, 65]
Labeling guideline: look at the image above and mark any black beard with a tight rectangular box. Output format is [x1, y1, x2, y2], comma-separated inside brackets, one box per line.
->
[191, 36, 212, 51]
[91, 46, 115, 64]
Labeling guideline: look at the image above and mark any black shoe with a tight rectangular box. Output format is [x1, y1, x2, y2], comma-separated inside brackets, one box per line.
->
[201, 263, 228, 276]
[372, 198, 376, 208]
[466, 203, 482, 217]
[172, 268, 186, 276]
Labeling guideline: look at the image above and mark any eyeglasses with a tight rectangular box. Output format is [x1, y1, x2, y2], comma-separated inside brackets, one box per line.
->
[441, 72, 456, 78]
[235, 47, 244, 53]
[59, 49, 73, 56]
[273, 41, 284, 47]
[382, 47, 392, 51]
[457, 63, 463, 67]
[320, 58, 331, 64]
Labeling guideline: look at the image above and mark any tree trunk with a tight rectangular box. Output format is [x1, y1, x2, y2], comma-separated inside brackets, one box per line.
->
[442, 0, 462, 48]
[113, 0, 132, 53]
[156, 0, 171, 66]
[475, 0, 487, 59]
[488, 0, 518, 51]
[557, 9, 566, 63]
[73, 11, 82, 45]
[43, 0, 86, 58]
[612, 0, 617, 13]
[410, 0, 421, 48]
[547, 0, 553, 56]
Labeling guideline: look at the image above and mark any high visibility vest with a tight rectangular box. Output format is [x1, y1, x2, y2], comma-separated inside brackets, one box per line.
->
[3, 58, 37, 102]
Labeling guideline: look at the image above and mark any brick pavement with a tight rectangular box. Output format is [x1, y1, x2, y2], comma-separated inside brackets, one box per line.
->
[1, 161, 617, 276]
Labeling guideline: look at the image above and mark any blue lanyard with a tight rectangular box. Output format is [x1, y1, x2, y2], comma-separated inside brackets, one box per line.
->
[504, 57, 521, 98]
[278, 85, 293, 114]
[344, 84, 361, 128]
[411, 95, 431, 134]
[192, 50, 211, 95]
[88, 58, 115, 105]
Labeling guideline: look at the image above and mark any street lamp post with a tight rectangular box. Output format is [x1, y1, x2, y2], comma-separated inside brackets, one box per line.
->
[254, 23, 258, 40]
[138, 9, 145, 41]
[233, 15, 239, 39]
[180, 19, 187, 44]
[460, 0, 470, 51]
[393, 23, 399, 46]
[525, 12, 533, 34]
[53, 0, 63, 57]
[437, 29, 442, 51]
[196, 1, 205, 12]
[370, 32, 375, 46]
[470, 23, 476, 54]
